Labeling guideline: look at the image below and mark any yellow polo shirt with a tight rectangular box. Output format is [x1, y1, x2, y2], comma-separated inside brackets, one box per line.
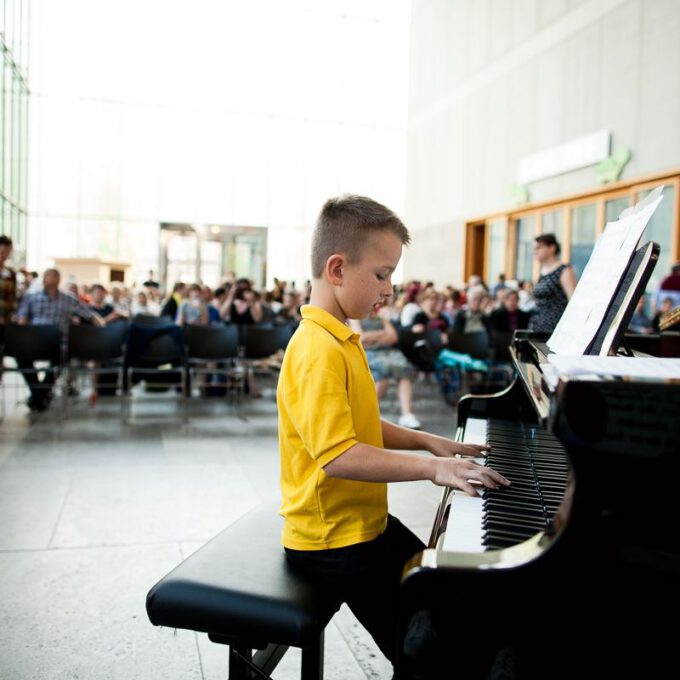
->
[277, 304, 388, 550]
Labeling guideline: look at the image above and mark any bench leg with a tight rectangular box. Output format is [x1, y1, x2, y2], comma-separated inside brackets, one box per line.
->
[253, 643, 288, 675]
[229, 645, 252, 679]
[300, 631, 324, 680]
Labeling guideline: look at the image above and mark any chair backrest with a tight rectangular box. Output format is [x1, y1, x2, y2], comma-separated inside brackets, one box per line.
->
[449, 331, 490, 360]
[242, 325, 279, 359]
[67, 322, 128, 361]
[126, 323, 185, 365]
[132, 313, 174, 325]
[491, 330, 513, 362]
[185, 324, 239, 360]
[397, 329, 436, 369]
[425, 328, 445, 356]
[3, 324, 62, 363]
[273, 323, 295, 351]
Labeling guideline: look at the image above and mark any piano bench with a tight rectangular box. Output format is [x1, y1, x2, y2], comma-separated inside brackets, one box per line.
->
[146, 503, 337, 680]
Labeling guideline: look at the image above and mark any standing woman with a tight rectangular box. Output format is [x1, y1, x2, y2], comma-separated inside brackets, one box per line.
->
[529, 233, 576, 333]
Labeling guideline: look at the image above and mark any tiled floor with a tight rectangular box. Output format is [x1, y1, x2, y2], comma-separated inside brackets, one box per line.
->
[0, 374, 457, 680]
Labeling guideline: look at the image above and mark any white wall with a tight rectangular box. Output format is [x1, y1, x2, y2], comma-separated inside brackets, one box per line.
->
[27, 0, 411, 287]
[405, 0, 680, 286]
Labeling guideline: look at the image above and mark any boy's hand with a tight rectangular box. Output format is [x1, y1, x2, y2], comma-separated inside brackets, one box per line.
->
[427, 434, 490, 459]
[430, 458, 510, 497]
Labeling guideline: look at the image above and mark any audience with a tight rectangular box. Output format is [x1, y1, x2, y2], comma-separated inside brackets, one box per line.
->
[452, 284, 491, 337]
[15, 269, 104, 411]
[350, 305, 421, 429]
[0, 235, 17, 329]
[176, 284, 209, 326]
[488, 289, 530, 334]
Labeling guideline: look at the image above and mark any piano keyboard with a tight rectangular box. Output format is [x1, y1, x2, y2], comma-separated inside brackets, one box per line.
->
[442, 417, 569, 553]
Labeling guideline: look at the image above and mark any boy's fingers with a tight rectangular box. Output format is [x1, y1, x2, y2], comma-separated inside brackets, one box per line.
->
[457, 444, 490, 456]
[457, 478, 479, 497]
[465, 466, 510, 488]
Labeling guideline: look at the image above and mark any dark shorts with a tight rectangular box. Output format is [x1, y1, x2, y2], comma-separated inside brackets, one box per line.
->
[285, 514, 426, 665]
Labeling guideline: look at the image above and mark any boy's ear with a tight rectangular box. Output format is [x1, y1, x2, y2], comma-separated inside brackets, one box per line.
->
[326, 254, 345, 286]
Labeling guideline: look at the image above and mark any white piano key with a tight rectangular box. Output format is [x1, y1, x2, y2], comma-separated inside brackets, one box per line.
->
[440, 418, 489, 553]
[441, 492, 484, 553]
[461, 417, 488, 446]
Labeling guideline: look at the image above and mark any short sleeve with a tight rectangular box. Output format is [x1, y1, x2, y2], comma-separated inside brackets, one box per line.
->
[16, 293, 31, 320]
[71, 296, 93, 319]
[280, 347, 358, 469]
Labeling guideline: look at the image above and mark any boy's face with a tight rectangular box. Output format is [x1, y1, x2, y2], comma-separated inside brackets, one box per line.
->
[336, 230, 402, 320]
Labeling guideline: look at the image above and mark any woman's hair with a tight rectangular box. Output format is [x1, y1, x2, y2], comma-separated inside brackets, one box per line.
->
[534, 233, 561, 256]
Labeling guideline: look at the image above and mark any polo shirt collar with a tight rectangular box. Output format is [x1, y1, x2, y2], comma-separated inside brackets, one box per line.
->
[301, 305, 357, 343]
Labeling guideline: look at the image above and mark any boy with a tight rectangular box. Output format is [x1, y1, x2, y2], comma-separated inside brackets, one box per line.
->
[277, 195, 509, 669]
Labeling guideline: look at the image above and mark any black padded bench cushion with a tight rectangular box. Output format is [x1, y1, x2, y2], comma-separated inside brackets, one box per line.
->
[146, 503, 337, 648]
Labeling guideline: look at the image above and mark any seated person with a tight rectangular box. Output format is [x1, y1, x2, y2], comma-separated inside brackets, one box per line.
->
[89, 284, 122, 324]
[350, 305, 421, 429]
[176, 284, 208, 326]
[628, 297, 654, 335]
[488, 289, 530, 334]
[274, 290, 302, 326]
[411, 291, 450, 346]
[452, 284, 491, 336]
[132, 290, 160, 317]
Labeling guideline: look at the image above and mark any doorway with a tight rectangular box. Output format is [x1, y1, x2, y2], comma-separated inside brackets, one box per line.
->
[159, 223, 268, 291]
[465, 222, 486, 283]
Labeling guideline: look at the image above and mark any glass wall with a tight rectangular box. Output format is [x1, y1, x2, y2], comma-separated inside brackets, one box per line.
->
[540, 208, 564, 246]
[466, 171, 679, 306]
[0, 0, 30, 263]
[637, 184, 676, 307]
[486, 218, 506, 289]
[605, 196, 630, 225]
[570, 203, 597, 279]
[514, 215, 535, 283]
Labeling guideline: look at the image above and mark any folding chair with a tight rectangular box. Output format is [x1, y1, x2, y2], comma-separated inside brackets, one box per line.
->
[241, 325, 282, 399]
[1, 324, 63, 417]
[132, 313, 174, 325]
[185, 324, 241, 413]
[65, 321, 128, 416]
[448, 330, 491, 396]
[124, 323, 186, 423]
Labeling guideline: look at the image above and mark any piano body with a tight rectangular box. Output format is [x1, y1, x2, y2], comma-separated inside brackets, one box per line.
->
[398, 330, 680, 679]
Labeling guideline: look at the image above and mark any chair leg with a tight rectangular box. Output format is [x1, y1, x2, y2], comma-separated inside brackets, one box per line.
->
[123, 368, 133, 424]
[301, 631, 324, 680]
[229, 645, 253, 680]
[181, 369, 188, 424]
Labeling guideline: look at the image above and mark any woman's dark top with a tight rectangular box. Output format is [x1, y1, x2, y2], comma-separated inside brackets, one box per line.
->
[230, 302, 255, 325]
[530, 264, 569, 333]
[412, 311, 449, 333]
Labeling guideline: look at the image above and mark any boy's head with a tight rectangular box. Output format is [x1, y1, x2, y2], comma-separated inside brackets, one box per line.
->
[311, 195, 410, 319]
[312, 195, 410, 279]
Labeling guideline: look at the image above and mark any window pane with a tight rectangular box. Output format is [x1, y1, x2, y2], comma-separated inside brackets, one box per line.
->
[486, 219, 506, 289]
[514, 216, 535, 282]
[637, 185, 675, 307]
[541, 209, 564, 251]
[605, 196, 630, 224]
[570, 203, 597, 279]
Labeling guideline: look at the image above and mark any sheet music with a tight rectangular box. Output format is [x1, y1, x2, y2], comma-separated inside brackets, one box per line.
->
[544, 355, 680, 381]
[547, 186, 664, 355]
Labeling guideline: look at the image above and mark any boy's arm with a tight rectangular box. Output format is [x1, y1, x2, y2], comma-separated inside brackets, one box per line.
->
[323, 442, 509, 497]
[381, 418, 489, 458]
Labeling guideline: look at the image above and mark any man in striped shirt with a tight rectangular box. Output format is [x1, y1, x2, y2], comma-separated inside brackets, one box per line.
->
[16, 269, 104, 410]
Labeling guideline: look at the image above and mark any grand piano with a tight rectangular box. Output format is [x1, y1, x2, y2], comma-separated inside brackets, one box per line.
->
[398, 330, 680, 679]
